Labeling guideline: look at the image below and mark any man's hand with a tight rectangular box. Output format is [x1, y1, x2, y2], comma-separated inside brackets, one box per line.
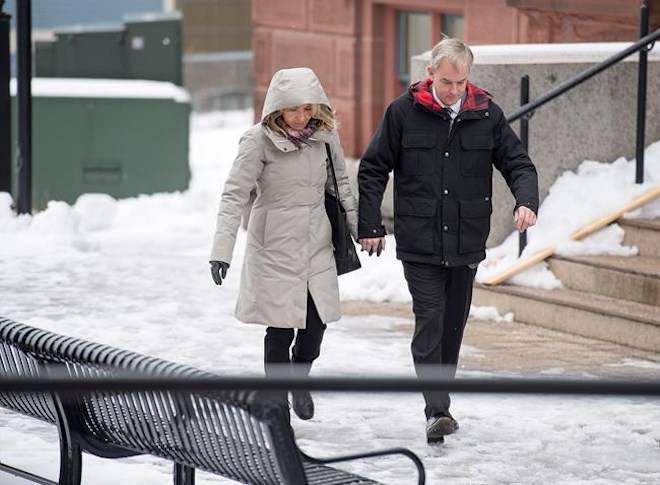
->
[358, 237, 385, 256]
[210, 261, 230, 285]
[514, 206, 537, 232]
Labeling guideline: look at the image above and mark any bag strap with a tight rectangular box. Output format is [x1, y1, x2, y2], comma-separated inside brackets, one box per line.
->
[325, 143, 341, 207]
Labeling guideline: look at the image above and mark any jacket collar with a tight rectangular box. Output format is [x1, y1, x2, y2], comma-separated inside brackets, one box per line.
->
[410, 77, 492, 115]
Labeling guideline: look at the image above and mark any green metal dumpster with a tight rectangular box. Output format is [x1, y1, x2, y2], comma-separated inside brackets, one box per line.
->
[125, 13, 182, 86]
[34, 40, 57, 78]
[54, 26, 127, 79]
[10, 78, 190, 211]
[34, 12, 182, 86]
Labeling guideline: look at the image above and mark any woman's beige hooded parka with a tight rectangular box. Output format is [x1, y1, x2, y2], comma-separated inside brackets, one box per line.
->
[210, 68, 358, 329]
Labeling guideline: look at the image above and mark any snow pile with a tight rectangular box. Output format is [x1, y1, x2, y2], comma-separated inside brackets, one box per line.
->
[338, 236, 411, 302]
[73, 194, 118, 232]
[468, 305, 514, 323]
[476, 141, 660, 288]
[9, 78, 191, 103]
[557, 224, 639, 257]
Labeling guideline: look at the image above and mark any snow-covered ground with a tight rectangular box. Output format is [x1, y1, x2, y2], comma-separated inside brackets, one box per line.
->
[1, 110, 660, 484]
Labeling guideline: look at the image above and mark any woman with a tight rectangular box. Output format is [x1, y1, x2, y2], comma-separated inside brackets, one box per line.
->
[209, 67, 358, 420]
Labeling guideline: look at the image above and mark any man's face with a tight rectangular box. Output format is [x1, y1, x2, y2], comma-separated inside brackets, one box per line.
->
[426, 59, 470, 107]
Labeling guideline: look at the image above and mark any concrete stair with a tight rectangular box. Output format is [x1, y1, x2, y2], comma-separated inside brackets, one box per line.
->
[474, 217, 660, 352]
[548, 255, 660, 306]
[620, 217, 660, 259]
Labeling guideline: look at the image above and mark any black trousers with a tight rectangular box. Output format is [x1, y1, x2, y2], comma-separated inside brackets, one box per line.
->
[264, 292, 327, 370]
[402, 261, 477, 419]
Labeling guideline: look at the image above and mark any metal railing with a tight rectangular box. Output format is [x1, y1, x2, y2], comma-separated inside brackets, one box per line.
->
[509, 1, 659, 255]
[2, 374, 660, 397]
[0, 0, 10, 195]
[15, 0, 32, 215]
[3, 373, 657, 485]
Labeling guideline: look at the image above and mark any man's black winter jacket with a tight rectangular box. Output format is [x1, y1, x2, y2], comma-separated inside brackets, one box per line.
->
[358, 79, 539, 267]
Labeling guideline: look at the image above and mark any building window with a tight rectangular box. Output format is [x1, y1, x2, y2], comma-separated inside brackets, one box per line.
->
[396, 11, 431, 91]
[441, 14, 464, 39]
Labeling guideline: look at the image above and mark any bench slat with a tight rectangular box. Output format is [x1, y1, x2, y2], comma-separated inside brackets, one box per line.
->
[1, 317, 423, 485]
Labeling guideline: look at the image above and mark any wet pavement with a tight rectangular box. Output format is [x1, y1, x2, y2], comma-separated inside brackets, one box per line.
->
[342, 300, 660, 379]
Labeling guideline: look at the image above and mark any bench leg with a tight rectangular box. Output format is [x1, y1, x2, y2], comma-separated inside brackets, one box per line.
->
[58, 437, 82, 485]
[174, 463, 195, 485]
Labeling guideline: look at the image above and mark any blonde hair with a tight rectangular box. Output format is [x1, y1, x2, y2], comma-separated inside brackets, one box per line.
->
[263, 104, 336, 137]
[430, 37, 473, 71]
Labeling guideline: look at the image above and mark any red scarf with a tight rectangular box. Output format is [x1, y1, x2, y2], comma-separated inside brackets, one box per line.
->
[410, 77, 492, 114]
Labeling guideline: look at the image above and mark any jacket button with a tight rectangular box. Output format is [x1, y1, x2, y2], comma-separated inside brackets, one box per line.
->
[485, 196, 490, 201]
[443, 189, 449, 195]
[443, 225, 449, 231]
[485, 111, 490, 117]
[444, 152, 449, 157]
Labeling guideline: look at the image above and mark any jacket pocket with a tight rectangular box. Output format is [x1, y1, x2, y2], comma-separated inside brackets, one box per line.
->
[459, 134, 493, 177]
[401, 132, 437, 175]
[246, 207, 266, 247]
[458, 198, 492, 254]
[263, 207, 307, 274]
[394, 197, 436, 254]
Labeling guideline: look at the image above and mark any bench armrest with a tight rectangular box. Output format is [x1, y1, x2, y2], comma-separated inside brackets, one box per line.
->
[299, 447, 425, 485]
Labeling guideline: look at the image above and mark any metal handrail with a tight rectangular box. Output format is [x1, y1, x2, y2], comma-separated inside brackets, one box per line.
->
[1, 374, 660, 397]
[509, 4, 658, 257]
[0, 0, 10, 195]
[507, 28, 660, 124]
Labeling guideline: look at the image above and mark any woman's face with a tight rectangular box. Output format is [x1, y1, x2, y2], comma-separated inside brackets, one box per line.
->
[281, 104, 314, 131]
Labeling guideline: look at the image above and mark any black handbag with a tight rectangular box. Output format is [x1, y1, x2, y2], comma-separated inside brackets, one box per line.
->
[324, 143, 361, 275]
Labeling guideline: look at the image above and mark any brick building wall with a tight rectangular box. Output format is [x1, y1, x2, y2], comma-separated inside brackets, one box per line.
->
[510, 0, 660, 43]
[253, 0, 658, 158]
[252, 0, 522, 157]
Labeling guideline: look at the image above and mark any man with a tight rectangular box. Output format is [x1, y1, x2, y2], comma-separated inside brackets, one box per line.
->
[357, 38, 538, 444]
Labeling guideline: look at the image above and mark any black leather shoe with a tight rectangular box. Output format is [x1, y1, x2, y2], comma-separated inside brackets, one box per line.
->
[426, 414, 459, 443]
[291, 390, 314, 420]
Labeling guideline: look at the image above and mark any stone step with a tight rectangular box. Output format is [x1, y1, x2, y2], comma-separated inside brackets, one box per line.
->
[620, 217, 660, 258]
[548, 254, 660, 306]
[473, 284, 660, 353]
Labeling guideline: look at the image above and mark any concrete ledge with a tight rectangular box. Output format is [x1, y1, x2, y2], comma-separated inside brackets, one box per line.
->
[466, 42, 660, 65]
[549, 255, 660, 306]
[621, 218, 660, 259]
[473, 284, 660, 352]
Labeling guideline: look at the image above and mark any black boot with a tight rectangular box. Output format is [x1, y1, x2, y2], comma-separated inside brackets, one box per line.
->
[291, 359, 314, 420]
[263, 372, 291, 423]
[264, 327, 295, 422]
[264, 362, 292, 423]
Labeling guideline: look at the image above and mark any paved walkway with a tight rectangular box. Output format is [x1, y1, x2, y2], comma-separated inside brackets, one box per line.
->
[342, 301, 660, 378]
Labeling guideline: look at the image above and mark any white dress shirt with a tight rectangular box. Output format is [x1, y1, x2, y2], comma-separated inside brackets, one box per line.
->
[432, 86, 463, 129]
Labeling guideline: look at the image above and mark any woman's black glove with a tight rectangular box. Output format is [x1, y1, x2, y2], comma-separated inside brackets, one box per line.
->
[210, 261, 230, 285]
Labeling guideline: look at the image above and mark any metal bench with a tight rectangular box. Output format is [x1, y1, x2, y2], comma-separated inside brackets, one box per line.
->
[0, 317, 425, 485]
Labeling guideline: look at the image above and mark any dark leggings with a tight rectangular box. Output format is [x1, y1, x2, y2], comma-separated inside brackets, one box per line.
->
[264, 292, 327, 367]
